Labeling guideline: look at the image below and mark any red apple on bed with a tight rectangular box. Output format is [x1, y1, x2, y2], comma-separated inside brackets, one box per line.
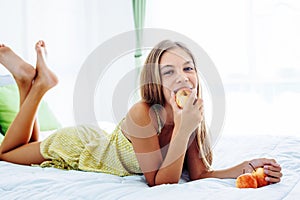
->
[252, 167, 269, 187]
[236, 167, 269, 188]
[236, 173, 258, 188]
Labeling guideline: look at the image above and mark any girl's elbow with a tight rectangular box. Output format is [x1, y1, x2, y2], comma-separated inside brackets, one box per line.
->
[189, 170, 212, 181]
[147, 180, 156, 187]
[189, 174, 202, 181]
[153, 176, 180, 186]
[146, 171, 181, 186]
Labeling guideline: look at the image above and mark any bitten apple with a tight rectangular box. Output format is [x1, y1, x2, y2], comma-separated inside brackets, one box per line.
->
[175, 89, 191, 108]
[236, 173, 258, 188]
[252, 167, 269, 187]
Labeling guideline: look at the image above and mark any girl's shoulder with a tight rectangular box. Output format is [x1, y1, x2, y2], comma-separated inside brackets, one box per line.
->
[125, 101, 158, 127]
[122, 101, 160, 138]
[130, 101, 151, 111]
[127, 101, 153, 125]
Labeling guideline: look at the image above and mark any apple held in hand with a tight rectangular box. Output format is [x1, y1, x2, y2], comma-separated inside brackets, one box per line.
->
[236, 167, 269, 189]
[252, 167, 269, 187]
[175, 89, 191, 108]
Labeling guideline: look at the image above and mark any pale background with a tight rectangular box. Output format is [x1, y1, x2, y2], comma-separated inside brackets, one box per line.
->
[0, 0, 299, 136]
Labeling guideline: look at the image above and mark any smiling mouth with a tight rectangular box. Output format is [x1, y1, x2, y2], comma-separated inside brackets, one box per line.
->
[174, 87, 193, 93]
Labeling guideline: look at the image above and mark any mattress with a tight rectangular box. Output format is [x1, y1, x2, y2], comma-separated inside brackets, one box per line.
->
[0, 133, 299, 200]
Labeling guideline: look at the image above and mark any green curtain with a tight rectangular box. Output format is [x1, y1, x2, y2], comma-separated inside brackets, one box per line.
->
[132, 0, 146, 69]
[132, 0, 146, 102]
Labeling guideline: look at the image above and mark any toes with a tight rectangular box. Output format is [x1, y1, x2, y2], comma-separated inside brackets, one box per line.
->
[40, 40, 46, 47]
[35, 41, 41, 50]
[35, 40, 47, 55]
[36, 40, 46, 48]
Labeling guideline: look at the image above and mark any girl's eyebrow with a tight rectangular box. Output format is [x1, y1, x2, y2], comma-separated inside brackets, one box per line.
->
[184, 60, 193, 65]
[161, 61, 193, 69]
[161, 65, 174, 70]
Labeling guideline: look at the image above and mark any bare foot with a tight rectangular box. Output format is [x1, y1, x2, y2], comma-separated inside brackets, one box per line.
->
[33, 40, 58, 92]
[0, 44, 36, 87]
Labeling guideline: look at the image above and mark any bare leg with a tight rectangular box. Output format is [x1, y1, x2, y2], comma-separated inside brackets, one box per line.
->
[0, 44, 39, 141]
[0, 40, 58, 164]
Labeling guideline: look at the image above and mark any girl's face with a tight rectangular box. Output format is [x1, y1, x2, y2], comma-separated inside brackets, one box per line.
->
[159, 47, 198, 105]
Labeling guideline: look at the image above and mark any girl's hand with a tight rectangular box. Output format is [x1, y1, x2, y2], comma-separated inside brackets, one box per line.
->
[247, 158, 282, 184]
[169, 89, 204, 137]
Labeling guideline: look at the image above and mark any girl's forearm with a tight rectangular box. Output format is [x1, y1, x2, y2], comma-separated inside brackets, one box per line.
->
[200, 161, 249, 179]
[154, 129, 190, 185]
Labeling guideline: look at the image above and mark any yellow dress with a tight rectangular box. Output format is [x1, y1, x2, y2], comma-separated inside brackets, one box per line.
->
[39, 120, 143, 176]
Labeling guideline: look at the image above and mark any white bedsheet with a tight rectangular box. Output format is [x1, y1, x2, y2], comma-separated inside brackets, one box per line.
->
[0, 134, 299, 200]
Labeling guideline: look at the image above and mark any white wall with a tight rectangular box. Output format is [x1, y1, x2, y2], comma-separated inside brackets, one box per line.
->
[146, 0, 300, 136]
[1, 0, 299, 136]
[0, 0, 135, 126]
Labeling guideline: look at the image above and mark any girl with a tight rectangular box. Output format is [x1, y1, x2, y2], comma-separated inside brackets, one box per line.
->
[0, 40, 282, 186]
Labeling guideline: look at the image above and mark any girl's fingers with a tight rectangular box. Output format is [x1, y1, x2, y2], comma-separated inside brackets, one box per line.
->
[197, 99, 204, 110]
[170, 91, 179, 109]
[265, 176, 281, 183]
[185, 89, 197, 107]
[252, 158, 280, 169]
[264, 164, 282, 173]
[264, 168, 282, 178]
[249, 158, 283, 184]
[264, 164, 282, 183]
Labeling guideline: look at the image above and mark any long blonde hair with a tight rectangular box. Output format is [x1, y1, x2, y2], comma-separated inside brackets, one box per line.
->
[140, 40, 213, 170]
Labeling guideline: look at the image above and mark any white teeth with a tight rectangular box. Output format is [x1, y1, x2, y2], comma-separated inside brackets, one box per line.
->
[174, 87, 192, 93]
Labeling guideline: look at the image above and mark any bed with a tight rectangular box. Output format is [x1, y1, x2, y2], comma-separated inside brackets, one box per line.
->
[1, 75, 300, 199]
[0, 132, 299, 200]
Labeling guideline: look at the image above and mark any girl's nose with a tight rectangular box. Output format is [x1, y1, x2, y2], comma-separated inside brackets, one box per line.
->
[176, 73, 189, 83]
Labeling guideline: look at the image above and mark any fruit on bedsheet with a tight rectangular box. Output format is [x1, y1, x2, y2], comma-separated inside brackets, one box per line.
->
[236, 173, 258, 188]
[252, 167, 269, 187]
[236, 167, 269, 188]
[175, 88, 191, 108]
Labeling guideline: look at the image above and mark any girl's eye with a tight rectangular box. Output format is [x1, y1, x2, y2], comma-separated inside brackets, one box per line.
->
[184, 66, 194, 71]
[162, 70, 174, 75]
